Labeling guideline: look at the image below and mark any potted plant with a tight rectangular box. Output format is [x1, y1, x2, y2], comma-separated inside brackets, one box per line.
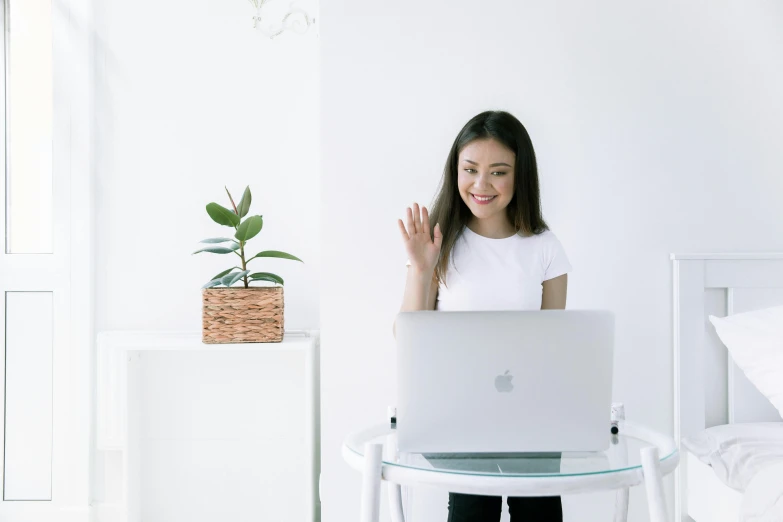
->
[193, 186, 302, 343]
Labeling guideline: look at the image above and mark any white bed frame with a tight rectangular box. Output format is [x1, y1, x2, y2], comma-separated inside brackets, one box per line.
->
[672, 253, 783, 522]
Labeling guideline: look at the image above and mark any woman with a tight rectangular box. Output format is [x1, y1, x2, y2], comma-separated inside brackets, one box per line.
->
[395, 110, 571, 522]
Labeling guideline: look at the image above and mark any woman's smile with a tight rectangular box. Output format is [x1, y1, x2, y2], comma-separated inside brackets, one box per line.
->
[471, 194, 497, 205]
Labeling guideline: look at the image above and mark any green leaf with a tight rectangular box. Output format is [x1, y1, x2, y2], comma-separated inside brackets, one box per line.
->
[249, 272, 284, 285]
[206, 203, 240, 227]
[192, 245, 238, 255]
[202, 279, 223, 289]
[235, 215, 263, 242]
[200, 237, 236, 244]
[221, 270, 250, 287]
[248, 250, 303, 263]
[210, 267, 237, 281]
[237, 186, 252, 218]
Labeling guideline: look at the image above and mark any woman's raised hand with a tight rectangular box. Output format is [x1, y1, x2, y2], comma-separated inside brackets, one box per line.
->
[398, 203, 442, 274]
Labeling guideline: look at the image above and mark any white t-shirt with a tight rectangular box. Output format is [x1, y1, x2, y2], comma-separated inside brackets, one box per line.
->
[407, 226, 572, 311]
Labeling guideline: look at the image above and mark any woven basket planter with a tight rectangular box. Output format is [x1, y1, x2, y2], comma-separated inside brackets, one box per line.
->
[202, 286, 284, 343]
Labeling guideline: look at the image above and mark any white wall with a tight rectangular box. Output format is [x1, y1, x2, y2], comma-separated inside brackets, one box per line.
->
[93, 0, 319, 333]
[91, 0, 320, 516]
[321, 1, 783, 521]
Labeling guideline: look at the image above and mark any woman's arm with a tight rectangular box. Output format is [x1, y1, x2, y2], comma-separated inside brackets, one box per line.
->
[541, 274, 567, 310]
[393, 268, 439, 338]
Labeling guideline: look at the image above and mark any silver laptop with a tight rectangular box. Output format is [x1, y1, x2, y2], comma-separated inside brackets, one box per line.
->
[396, 310, 615, 454]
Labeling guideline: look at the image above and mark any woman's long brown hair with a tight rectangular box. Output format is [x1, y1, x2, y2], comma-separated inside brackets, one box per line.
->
[428, 110, 549, 287]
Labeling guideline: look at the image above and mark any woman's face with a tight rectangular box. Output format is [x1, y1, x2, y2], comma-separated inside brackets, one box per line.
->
[457, 138, 516, 221]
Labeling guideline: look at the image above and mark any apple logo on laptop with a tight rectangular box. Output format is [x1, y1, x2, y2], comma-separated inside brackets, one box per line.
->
[495, 370, 514, 392]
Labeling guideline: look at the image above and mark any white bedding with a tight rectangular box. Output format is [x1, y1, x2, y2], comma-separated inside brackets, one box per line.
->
[742, 460, 783, 522]
[682, 423, 783, 491]
[682, 423, 783, 521]
[687, 452, 783, 522]
[687, 451, 742, 522]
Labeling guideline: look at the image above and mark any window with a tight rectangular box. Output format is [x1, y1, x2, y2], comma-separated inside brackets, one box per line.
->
[4, 0, 53, 254]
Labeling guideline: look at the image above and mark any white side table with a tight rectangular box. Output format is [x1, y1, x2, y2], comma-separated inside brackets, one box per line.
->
[95, 330, 321, 522]
[343, 420, 678, 522]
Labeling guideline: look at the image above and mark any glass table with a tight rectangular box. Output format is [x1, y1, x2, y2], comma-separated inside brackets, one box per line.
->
[342, 420, 679, 522]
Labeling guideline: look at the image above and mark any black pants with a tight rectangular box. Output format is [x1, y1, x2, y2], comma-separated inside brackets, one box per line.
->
[436, 454, 563, 522]
[447, 493, 562, 522]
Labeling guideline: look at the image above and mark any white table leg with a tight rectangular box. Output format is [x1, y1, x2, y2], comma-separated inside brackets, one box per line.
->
[388, 484, 405, 522]
[614, 488, 629, 522]
[611, 431, 630, 522]
[360, 443, 384, 522]
[641, 447, 669, 522]
[384, 433, 406, 522]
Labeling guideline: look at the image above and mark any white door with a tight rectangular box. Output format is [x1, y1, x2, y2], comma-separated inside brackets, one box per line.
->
[0, 0, 92, 520]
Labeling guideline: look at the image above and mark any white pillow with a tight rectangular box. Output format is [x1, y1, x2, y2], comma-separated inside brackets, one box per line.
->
[682, 423, 783, 491]
[709, 305, 783, 417]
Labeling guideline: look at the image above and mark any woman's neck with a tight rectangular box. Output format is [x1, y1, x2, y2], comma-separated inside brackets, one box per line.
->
[466, 216, 517, 239]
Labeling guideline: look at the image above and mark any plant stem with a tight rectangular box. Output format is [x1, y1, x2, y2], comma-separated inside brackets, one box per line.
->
[230, 205, 248, 287]
[240, 240, 249, 288]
